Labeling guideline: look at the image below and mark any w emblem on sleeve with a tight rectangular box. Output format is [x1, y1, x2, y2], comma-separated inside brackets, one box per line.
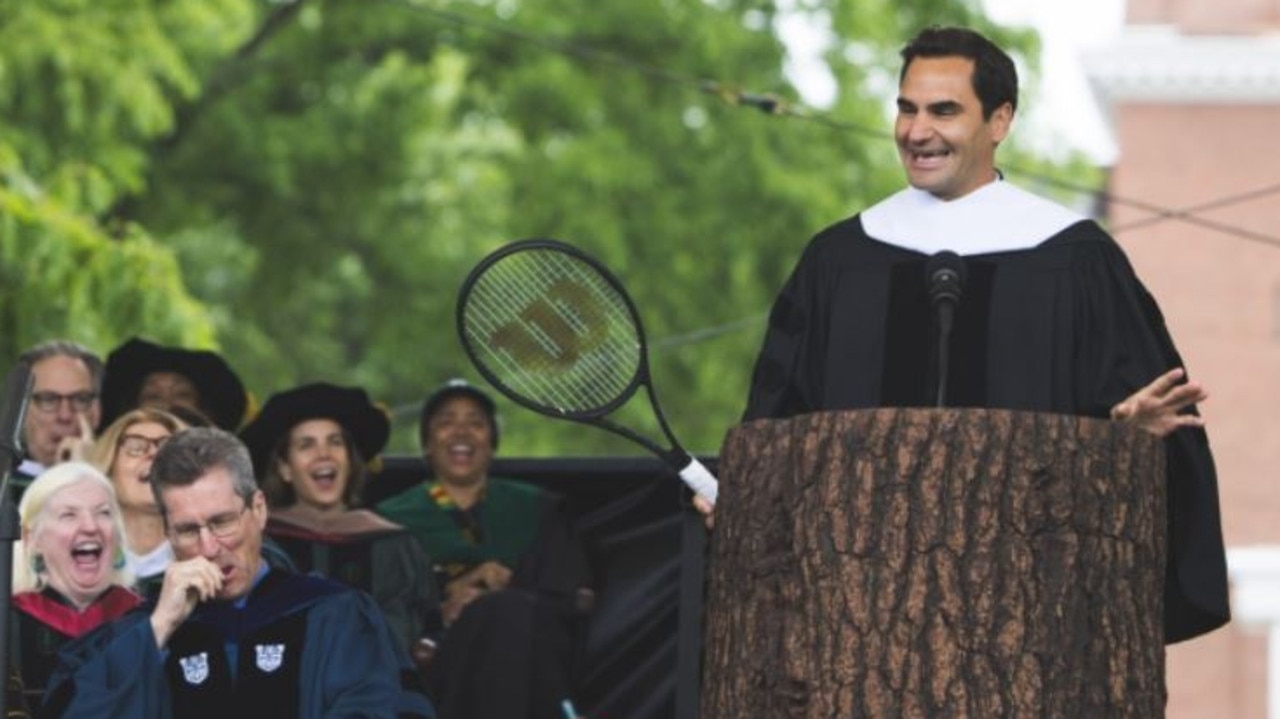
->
[255, 643, 286, 673]
[179, 652, 210, 685]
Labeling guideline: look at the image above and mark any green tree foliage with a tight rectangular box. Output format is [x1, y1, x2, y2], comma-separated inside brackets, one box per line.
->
[6, 0, 1084, 456]
[0, 0, 232, 359]
[0, 175, 213, 356]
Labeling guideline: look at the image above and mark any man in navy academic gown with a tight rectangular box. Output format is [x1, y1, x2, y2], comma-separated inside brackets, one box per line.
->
[700, 26, 1229, 645]
[42, 427, 435, 718]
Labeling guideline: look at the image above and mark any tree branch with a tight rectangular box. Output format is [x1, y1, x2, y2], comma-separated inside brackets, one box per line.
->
[104, 0, 310, 230]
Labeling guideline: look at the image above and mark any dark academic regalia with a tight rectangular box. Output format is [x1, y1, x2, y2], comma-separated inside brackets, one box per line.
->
[130, 568, 167, 605]
[8, 586, 141, 710]
[42, 570, 435, 719]
[8, 670, 30, 719]
[7, 460, 42, 503]
[265, 517, 439, 652]
[744, 198, 1230, 643]
[377, 478, 590, 719]
[376, 478, 545, 584]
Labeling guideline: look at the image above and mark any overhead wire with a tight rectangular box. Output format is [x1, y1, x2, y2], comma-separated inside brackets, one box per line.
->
[1109, 181, 1280, 235]
[381, 0, 1280, 249]
[378, 0, 1280, 350]
[380, 0, 709, 92]
[650, 313, 769, 352]
[1010, 173, 1280, 250]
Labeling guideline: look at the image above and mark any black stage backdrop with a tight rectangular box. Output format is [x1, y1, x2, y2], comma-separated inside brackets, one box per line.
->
[367, 456, 711, 719]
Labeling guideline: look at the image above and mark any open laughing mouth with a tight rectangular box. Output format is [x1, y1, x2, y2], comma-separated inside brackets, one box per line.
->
[70, 541, 104, 569]
[907, 148, 952, 167]
[309, 465, 339, 491]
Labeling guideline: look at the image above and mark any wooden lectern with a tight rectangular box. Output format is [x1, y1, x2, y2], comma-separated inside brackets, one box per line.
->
[701, 408, 1167, 719]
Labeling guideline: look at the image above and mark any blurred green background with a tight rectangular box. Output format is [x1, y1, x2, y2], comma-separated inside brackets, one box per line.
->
[0, 0, 1096, 456]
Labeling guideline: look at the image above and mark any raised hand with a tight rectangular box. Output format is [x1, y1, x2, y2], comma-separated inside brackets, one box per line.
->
[149, 557, 224, 648]
[1110, 367, 1208, 438]
[55, 413, 96, 463]
[693, 494, 714, 530]
[440, 561, 513, 626]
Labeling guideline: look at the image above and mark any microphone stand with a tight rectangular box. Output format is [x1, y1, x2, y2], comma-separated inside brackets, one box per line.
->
[925, 252, 965, 408]
[0, 363, 32, 717]
[933, 297, 956, 408]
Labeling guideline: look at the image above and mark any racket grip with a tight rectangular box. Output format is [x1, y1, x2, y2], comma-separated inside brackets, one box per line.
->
[677, 456, 718, 505]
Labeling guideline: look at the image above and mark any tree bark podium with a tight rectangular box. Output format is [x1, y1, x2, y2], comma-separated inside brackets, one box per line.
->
[701, 408, 1167, 719]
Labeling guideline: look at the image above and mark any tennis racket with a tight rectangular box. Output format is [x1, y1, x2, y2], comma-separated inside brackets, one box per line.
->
[455, 238, 718, 505]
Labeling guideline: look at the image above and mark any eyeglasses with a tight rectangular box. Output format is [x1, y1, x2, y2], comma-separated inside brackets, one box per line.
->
[119, 433, 169, 458]
[30, 391, 98, 413]
[169, 503, 250, 550]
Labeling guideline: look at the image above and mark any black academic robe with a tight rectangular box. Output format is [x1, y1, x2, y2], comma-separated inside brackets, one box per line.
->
[743, 216, 1229, 643]
[381, 485, 591, 719]
[265, 519, 440, 652]
[8, 586, 141, 710]
[8, 461, 40, 503]
[42, 570, 435, 719]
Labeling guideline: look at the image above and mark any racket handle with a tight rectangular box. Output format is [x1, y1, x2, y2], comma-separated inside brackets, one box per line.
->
[677, 456, 718, 505]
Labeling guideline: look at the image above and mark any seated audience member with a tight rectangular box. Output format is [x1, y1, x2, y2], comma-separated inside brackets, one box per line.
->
[9, 463, 141, 712]
[43, 427, 434, 719]
[89, 408, 188, 599]
[99, 337, 249, 432]
[91, 409, 294, 602]
[240, 382, 439, 653]
[377, 380, 589, 719]
[163, 403, 217, 429]
[12, 341, 104, 497]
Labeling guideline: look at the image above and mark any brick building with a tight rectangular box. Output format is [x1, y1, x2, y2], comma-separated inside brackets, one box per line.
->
[1084, 1, 1280, 716]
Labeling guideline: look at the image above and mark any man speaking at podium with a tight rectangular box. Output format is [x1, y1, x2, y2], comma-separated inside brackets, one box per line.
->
[733, 26, 1228, 644]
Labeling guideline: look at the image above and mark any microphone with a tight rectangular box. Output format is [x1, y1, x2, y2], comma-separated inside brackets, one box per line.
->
[924, 252, 966, 407]
[926, 251, 966, 308]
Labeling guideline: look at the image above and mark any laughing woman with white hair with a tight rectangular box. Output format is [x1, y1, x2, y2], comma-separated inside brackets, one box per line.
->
[8, 462, 142, 711]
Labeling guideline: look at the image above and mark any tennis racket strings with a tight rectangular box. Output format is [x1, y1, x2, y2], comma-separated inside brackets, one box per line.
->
[461, 244, 641, 414]
[457, 239, 719, 504]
